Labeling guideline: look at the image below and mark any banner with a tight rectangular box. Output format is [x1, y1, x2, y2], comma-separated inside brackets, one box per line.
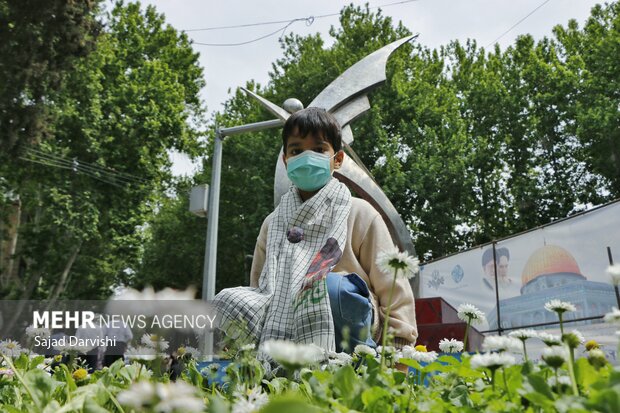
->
[420, 200, 620, 334]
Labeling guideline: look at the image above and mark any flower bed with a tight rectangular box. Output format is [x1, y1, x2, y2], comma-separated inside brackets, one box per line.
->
[1, 303, 619, 413]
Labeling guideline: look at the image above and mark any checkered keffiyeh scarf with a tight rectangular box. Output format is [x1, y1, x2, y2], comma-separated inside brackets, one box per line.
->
[214, 178, 351, 352]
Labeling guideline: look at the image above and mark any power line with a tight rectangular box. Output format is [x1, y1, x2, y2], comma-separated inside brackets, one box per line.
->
[19, 155, 127, 188]
[486, 0, 552, 48]
[24, 148, 149, 184]
[193, 19, 307, 47]
[27, 147, 150, 183]
[189, 0, 421, 47]
[184, 0, 420, 32]
[21, 149, 151, 188]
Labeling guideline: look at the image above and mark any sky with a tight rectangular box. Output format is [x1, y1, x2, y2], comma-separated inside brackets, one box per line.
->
[134, 0, 603, 175]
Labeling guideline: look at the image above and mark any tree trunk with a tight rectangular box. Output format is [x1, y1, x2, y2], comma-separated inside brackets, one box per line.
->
[47, 241, 82, 304]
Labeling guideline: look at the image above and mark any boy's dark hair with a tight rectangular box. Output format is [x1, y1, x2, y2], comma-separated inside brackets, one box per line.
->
[282, 107, 342, 152]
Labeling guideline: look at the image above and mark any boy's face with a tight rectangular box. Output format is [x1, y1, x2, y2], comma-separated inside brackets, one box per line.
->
[282, 129, 344, 173]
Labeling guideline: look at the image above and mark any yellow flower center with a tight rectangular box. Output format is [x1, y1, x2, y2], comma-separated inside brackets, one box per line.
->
[415, 345, 427, 352]
[585, 340, 599, 351]
[72, 368, 88, 381]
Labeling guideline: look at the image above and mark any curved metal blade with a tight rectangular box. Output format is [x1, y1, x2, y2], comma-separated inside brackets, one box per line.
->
[241, 87, 291, 121]
[309, 35, 417, 112]
[331, 95, 371, 129]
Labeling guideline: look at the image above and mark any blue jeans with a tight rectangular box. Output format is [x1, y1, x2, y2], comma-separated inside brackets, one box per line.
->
[326, 272, 375, 353]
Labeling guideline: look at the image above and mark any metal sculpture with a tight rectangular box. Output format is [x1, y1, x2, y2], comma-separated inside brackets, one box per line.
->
[242, 35, 420, 294]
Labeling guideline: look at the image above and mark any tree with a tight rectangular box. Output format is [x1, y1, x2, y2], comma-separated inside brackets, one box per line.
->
[1, 1, 205, 301]
[554, 2, 620, 196]
[0, 0, 102, 155]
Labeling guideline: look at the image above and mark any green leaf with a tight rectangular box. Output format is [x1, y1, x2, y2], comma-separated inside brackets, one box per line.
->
[526, 374, 554, 400]
[448, 384, 472, 408]
[332, 364, 356, 396]
[397, 357, 422, 370]
[83, 397, 111, 413]
[575, 357, 598, 390]
[259, 395, 321, 413]
[438, 355, 462, 365]
[23, 369, 56, 407]
[361, 386, 392, 406]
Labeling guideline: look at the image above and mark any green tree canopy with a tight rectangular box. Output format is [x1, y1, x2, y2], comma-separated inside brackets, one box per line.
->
[1, 1, 205, 301]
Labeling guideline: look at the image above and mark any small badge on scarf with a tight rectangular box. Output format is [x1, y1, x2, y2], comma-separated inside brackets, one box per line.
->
[286, 226, 304, 243]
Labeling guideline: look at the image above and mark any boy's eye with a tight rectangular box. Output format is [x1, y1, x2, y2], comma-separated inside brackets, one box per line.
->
[314, 148, 326, 153]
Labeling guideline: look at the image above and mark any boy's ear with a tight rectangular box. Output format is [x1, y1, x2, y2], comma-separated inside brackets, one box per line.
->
[334, 150, 344, 169]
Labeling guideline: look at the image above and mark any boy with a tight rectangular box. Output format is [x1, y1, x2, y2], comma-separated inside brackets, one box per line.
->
[215, 107, 417, 352]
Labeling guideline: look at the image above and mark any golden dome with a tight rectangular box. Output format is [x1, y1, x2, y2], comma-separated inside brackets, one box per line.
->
[521, 245, 584, 286]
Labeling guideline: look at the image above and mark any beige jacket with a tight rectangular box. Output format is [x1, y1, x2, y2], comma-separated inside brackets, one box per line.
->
[250, 197, 418, 347]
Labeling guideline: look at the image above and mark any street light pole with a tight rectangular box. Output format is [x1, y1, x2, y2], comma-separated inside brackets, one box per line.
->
[202, 128, 222, 303]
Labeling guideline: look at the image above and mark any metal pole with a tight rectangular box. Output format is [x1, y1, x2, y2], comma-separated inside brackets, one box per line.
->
[492, 243, 502, 335]
[203, 128, 223, 302]
[607, 246, 619, 308]
[200, 128, 223, 360]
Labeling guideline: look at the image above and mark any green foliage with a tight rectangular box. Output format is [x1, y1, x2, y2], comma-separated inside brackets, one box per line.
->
[1, 1, 205, 300]
[0, 0, 102, 155]
[3, 341, 620, 412]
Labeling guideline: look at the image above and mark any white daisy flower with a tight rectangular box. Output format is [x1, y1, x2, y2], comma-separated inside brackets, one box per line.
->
[607, 264, 620, 285]
[562, 329, 585, 348]
[0, 340, 23, 358]
[544, 300, 576, 314]
[438, 338, 464, 353]
[0, 368, 14, 377]
[125, 346, 158, 361]
[547, 375, 572, 387]
[456, 303, 486, 324]
[326, 351, 353, 366]
[154, 381, 204, 412]
[240, 343, 256, 352]
[178, 346, 200, 360]
[354, 344, 376, 357]
[542, 345, 569, 368]
[482, 336, 522, 353]
[232, 386, 269, 413]
[400, 346, 438, 363]
[470, 353, 515, 370]
[117, 381, 156, 408]
[112, 286, 196, 301]
[141, 333, 169, 351]
[260, 340, 325, 369]
[537, 332, 561, 346]
[603, 307, 620, 323]
[375, 247, 419, 279]
[118, 381, 203, 413]
[508, 329, 538, 341]
[25, 326, 51, 339]
[376, 345, 396, 357]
